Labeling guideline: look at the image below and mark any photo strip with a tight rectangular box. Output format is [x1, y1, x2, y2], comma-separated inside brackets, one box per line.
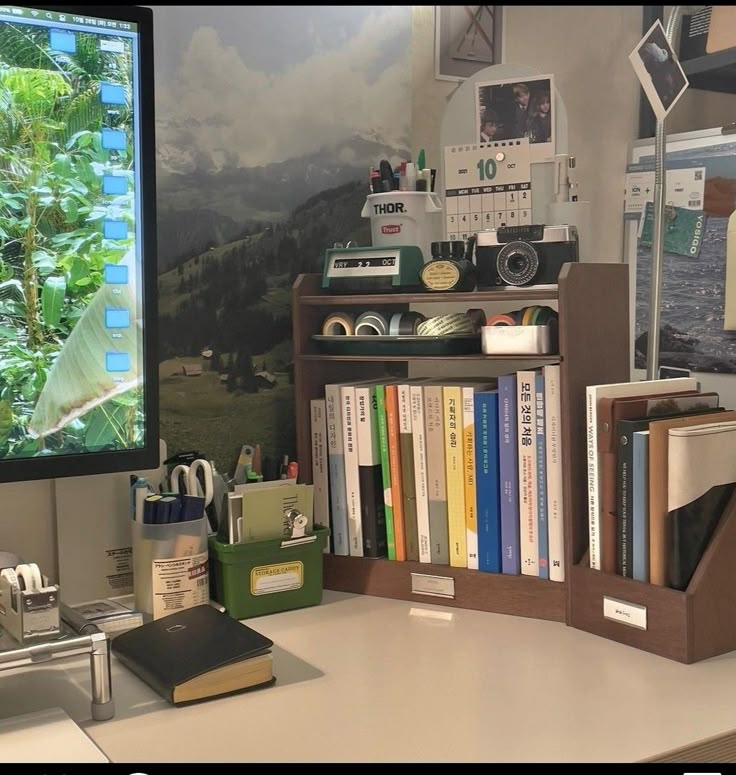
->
[475, 74, 555, 162]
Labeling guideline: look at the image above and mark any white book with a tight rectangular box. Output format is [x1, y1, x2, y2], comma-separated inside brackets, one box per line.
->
[325, 384, 349, 556]
[585, 376, 697, 570]
[543, 365, 564, 582]
[310, 399, 330, 554]
[410, 385, 432, 563]
[340, 385, 363, 557]
[517, 370, 538, 576]
[462, 386, 479, 570]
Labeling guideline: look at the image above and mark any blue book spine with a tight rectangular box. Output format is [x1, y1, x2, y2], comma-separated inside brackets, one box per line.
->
[475, 391, 501, 573]
[632, 431, 650, 583]
[498, 375, 520, 574]
[534, 373, 549, 580]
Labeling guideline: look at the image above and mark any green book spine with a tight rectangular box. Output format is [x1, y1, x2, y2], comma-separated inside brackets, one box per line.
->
[375, 384, 396, 561]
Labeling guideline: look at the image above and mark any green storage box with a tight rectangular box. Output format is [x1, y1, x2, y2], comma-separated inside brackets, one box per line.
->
[209, 526, 330, 620]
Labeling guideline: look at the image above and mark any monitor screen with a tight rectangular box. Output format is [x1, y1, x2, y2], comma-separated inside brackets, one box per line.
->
[0, 5, 158, 481]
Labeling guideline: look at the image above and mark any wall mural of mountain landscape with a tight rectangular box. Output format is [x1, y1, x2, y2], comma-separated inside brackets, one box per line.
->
[153, 6, 411, 475]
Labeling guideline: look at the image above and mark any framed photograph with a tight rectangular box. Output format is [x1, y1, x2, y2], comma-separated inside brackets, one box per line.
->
[629, 19, 689, 121]
[434, 5, 502, 82]
[475, 74, 555, 162]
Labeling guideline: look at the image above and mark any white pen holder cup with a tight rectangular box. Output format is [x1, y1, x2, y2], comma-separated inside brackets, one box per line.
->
[132, 516, 209, 621]
[361, 191, 443, 263]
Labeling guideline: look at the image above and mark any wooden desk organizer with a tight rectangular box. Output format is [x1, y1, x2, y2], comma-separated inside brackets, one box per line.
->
[568, 492, 736, 664]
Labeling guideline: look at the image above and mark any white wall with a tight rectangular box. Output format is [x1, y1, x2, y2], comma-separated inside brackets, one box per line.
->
[0, 481, 57, 578]
[412, 5, 643, 264]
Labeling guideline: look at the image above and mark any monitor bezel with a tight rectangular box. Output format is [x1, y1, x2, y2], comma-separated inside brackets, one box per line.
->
[0, 4, 159, 482]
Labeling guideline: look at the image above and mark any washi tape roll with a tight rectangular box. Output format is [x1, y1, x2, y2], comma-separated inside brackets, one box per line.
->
[511, 308, 525, 325]
[466, 308, 486, 331]
[389, 311, 426, 336]
[521, 306, 539, 326]
[417, 313, 476, 337]
[355, 311, 390, 336]
[0, 567, 19, 590]
[15, 563, 41, 592]
[321, 312, 355, 336]
[486, 313, 516, 327]
[531, 305, 554, 325]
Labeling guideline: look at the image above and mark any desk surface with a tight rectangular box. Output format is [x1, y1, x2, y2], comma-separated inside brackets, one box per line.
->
[3, 591, 736, 762]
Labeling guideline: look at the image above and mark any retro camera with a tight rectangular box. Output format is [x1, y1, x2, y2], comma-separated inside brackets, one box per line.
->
[473, 224, 578, 287]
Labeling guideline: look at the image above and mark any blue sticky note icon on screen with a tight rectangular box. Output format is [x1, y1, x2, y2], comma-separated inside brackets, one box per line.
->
[49, 30, 76, 54]
[100, 83, 126, 106]
[104, 221, 128, 240]
[101, 129, 126, 151]
[104, 264, 128, 284]
[105, 307, 130, 329]
[106, 352, 131, 373]
[103, 175, 128, 195]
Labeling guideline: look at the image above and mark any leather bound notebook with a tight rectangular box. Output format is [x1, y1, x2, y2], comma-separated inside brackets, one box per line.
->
[597, 389, 711, 573]
[649, 409, 736, 586]
[667, 421, 736, 591]
[112, 605, 275, 705]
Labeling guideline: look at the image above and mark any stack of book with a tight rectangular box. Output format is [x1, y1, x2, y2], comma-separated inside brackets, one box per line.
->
[586, 376, 736, 590]
[310, 365, 565, 581]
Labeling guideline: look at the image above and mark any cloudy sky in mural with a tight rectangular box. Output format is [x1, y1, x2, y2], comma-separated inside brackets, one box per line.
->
[153, 5, 411, 174]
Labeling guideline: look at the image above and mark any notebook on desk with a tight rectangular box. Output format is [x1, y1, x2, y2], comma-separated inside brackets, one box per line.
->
[111, 604, 275, 705]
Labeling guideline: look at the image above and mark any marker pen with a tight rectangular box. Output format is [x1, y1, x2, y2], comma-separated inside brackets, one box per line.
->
[568, 156, 579, 202]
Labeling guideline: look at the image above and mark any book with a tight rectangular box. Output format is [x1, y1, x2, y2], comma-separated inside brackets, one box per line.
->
[410, 384, 432, 563]
[543, 364, 565, 582]
[355, 384, 387, 558]
[325, 384, 349, 556]
[498, 374, 520, 575]
[632, 430, 650, 583]
[475, 390, 501, 573]
[310, 399, 330, 550]
[585, 377, 698, 570]
[597, 389, 712, 573]
[443, 385, 466, 567]
[648, 409, 736, 585]
[375, 384, 396, 560]
[111, 604, 275, 705]
[398, 383, 420, 562]
[667, 421, 736, 590]
[340, 384, 363, 556]
[385, 385, 406, 561]
[517, 370, 538, 576]
[534, 372, 548, 580]
[423, 385, 450, 565]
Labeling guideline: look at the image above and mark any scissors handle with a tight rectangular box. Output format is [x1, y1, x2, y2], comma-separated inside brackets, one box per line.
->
[189, 459, 214, 507]
[169, 464, 189, 495]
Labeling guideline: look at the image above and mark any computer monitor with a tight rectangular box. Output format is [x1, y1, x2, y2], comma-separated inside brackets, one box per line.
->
[0, 5, 158, 482]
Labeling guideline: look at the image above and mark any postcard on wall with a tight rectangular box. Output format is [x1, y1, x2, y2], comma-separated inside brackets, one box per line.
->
[629, 19, 689, 121]
[475, 74, 555, 163]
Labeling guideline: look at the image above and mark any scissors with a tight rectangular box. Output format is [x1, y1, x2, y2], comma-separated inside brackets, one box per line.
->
[170, 458, 214, 507]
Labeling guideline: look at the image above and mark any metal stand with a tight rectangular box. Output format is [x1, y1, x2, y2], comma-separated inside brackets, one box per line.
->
[646, 6, 685, 379]
[0, 609, 115, 721]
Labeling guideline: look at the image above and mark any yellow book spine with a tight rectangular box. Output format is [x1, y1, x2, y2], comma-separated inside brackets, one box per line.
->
[462, 387, 478, 570]
[443, 386, 466, 567]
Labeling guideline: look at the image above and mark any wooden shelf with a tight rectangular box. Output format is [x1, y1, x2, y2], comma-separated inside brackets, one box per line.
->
[298, 353, 562, 363]
[681, 48, 736, 94]
[323, 554, 566, 622]
[293, 263, 630, 625]
[295, 275, 558, 306]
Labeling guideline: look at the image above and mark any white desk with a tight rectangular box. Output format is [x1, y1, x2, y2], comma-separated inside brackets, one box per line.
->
[2, 590, 736, 762]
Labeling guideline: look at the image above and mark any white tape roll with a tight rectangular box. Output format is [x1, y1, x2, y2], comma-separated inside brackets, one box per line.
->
[15, 563, 42, 592]
[0, 568, 19, 590]
[354, 311, 389, 336]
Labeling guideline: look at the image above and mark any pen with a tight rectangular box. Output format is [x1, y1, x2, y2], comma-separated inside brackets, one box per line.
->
[131, 477, 151, 523]
[279, 454, 289, 480]
[568, 156, 579, 202]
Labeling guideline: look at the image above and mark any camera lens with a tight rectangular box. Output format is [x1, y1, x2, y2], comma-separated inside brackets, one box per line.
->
[496, 241, 539, 286]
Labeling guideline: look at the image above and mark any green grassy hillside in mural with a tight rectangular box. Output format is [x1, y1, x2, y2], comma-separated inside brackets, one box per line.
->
[157, 181, 372, 473]
[0, 23, 144, 459]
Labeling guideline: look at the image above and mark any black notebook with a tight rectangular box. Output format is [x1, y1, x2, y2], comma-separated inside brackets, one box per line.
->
[111, 604, 275, 705]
